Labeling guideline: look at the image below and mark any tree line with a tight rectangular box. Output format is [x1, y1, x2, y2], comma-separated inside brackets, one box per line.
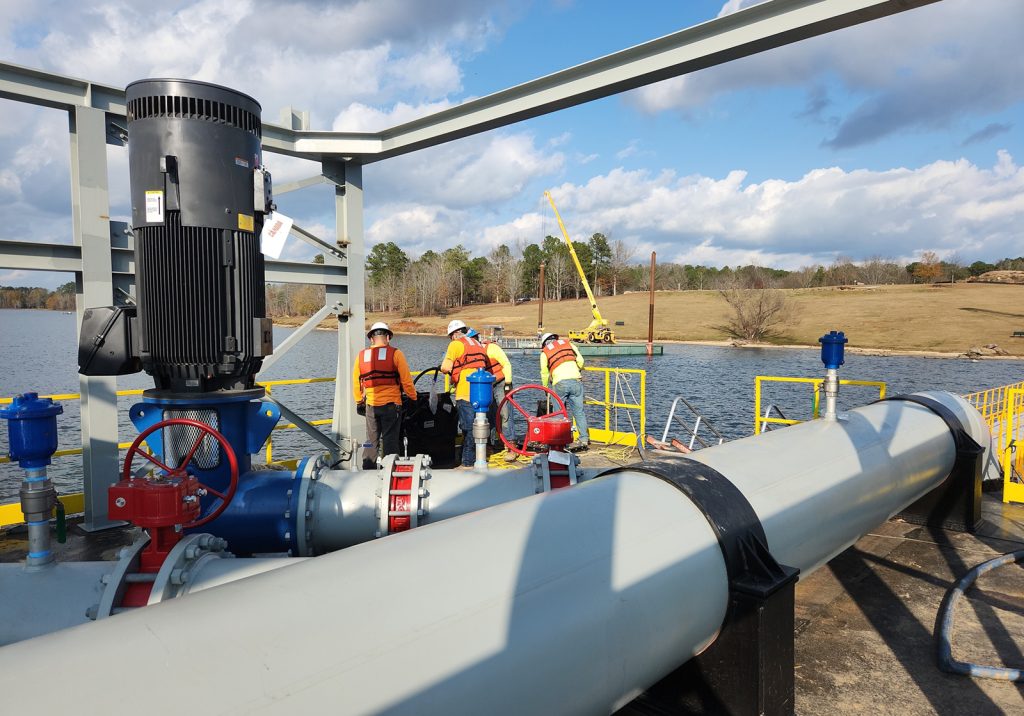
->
[4, 254, 1021, 319]
[0, 282, 77, 310]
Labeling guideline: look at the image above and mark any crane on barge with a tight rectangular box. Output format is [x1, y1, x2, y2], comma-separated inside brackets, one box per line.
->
[544, 191, 616, 344]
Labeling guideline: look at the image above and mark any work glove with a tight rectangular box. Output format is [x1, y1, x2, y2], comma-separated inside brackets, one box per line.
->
[356, 401, 366, 416]
[402, 396, 416, 413]
[504, 383, 512, 395]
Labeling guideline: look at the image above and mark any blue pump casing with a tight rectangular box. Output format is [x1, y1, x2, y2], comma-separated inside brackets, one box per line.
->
[0, 392, 63, 469]
[128, 392, 280, 528]
[819, 330, 848, 370]
[467, 369, 495, 413]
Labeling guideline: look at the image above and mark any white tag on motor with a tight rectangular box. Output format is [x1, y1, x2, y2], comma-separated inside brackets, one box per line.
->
[548, 450, 571, 465]
[145, 190, 164, 223]
[260, 211, 293, 259]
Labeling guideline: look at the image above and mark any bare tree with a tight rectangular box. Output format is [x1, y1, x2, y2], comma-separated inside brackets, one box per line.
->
[545, 252, 570, 300]
[609, 239, 636, 296]
[714, 278, 793, 342]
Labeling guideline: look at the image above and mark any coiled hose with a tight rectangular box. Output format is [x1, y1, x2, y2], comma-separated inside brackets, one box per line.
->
[936, 549, 1024, 681]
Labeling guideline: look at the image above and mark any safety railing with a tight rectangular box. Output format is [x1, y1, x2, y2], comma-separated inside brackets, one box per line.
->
[753, 376, 887, 434]
[963, 381, 1024, 504]
[658, 395, 727, 451]
[581, 367, 646, 447]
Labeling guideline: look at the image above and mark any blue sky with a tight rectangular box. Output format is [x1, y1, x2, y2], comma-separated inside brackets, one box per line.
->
[1, 0, 1022, 289]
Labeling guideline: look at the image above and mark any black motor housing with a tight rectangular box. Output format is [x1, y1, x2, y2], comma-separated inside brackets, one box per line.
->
[126, 79, 273, 393]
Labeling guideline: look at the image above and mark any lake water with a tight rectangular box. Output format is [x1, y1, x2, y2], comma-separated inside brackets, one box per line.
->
[2, 308, 1022, 500]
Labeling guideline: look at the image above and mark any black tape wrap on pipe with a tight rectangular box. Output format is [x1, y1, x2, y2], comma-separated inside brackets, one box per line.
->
[882, 394, 983, 463]
[598, 460, 798, 597]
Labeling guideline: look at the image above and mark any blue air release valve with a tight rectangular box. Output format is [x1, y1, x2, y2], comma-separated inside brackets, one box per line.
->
[819, 330, 848, 371]
[467, 369, 496, 469]
[468, 369, 495, 414]
[1, 392, 63, 569]
[0, 392, 63, 469]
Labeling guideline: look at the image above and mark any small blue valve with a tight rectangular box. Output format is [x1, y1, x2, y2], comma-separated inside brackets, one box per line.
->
[819, 331, 848, 371]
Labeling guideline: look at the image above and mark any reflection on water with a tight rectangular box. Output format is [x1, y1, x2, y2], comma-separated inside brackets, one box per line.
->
[2, 308, 1022, 500]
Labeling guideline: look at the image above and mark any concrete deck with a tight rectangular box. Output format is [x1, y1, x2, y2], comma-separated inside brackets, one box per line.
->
[794, 493, 1024, 715]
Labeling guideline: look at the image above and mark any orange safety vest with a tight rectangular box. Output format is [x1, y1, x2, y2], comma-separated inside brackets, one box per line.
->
[481, 341, 505, 382]
[359, 346, 400, 388]
[542, 339, 577, 372]
[452, 335, 492, 383]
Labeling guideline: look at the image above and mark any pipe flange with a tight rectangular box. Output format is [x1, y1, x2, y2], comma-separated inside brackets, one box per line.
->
[92, 535, 149, 620]
[147, 533, 232, 605]
[376, 454, 430, 538]
[294, 455, 324, 557]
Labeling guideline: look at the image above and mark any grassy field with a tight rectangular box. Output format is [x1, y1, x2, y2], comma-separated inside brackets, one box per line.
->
[354, 282, 1024, 356]
[277, 283, 1024, 356]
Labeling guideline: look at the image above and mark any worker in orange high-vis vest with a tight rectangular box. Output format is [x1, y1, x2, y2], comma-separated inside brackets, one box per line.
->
[353, 322, 417, 470]
[439, 319, 494, 468]
[539, 332, 589, 451]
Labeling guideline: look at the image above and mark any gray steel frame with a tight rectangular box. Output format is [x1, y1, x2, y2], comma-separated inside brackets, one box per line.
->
[0, 0, 938, 525]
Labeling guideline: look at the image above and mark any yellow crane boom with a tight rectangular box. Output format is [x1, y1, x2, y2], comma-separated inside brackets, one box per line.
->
[544, 191, 615, 343]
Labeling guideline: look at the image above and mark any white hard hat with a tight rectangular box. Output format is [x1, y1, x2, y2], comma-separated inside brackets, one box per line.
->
[447, 319, 468, 336]
[367, 321, 392, 338]
[540, 332, 557, 345]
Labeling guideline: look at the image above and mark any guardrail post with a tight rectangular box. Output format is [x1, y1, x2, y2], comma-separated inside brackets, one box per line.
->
[70, 106, 121, 532]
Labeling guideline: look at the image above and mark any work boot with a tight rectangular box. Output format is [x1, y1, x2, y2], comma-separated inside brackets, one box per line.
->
[503, 451, 518, 463]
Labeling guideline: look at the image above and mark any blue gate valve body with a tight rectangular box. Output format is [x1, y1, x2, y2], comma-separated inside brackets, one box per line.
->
[467, 369, 495, 414]
[819, 331, 848, 371]
[0, 392, 63, 469]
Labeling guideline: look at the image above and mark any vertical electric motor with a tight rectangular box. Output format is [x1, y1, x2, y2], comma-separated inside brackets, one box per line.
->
[125, 79, 274, 393]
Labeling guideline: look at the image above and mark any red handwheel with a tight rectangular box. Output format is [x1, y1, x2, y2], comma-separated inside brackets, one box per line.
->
[122, 418, 239, 529]
[496, 384, 569, 456]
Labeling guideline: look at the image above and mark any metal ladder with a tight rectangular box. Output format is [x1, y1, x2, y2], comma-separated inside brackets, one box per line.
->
[759, 404, 791, 433]
[647, 396, 728, 453]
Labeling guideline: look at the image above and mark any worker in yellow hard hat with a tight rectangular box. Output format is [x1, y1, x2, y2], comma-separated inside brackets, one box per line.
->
[353, 322, 417, 469]
[539, 332, 588, 450]
[439, 319, 494, 468]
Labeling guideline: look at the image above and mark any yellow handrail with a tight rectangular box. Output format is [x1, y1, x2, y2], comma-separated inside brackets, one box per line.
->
[754, 375, 887, 434]
[963, 382, 1024, 504]
[580, 367, 646, 446]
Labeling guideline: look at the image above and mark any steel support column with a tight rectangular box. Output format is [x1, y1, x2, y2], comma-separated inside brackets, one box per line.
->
[325, 160, 364, 465]
[68, 106, 120, 531]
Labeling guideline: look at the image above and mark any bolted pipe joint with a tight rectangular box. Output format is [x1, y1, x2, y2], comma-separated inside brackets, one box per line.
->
[472, 413, 490, 469]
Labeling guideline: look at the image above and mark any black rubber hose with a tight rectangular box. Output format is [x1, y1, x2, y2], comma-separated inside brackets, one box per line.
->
[936, 550, 1024, 681]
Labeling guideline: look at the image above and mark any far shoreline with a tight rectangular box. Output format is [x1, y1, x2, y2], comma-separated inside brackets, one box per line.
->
[268, 319, 1024, 362]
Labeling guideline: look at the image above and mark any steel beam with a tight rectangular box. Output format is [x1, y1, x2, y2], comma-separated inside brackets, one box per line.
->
[264, 259, 347, 286]
[0, 240, 82, 273]
[68, 106, 121, 532]
[325, 160, 364, 464]
[0, 1, 939, 163]
[257, 301, 341, 377]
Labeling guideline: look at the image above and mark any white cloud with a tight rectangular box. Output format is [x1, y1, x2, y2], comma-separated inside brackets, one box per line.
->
[365, 130, 564, 208]
[485, 151, 1024, 268]
[630, 0, 1024, 147]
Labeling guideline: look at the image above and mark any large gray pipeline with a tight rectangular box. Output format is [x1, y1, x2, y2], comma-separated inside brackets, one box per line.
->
[0, 392, 992, 714]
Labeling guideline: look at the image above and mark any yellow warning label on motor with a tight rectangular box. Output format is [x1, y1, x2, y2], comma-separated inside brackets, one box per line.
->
[238, 214, 254, 231]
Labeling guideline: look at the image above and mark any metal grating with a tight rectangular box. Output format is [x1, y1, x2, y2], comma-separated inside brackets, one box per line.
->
[162, 409, 220, 470]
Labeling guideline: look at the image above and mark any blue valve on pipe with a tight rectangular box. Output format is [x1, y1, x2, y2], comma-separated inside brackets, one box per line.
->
[819, 331, 848, 371]
[0, 392, 63, 469]
[467, 369, 495, 413]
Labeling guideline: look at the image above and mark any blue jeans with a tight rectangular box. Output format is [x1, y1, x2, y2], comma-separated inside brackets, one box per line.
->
[456, 399, 476, 466]
[554, 378, 589, 444]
